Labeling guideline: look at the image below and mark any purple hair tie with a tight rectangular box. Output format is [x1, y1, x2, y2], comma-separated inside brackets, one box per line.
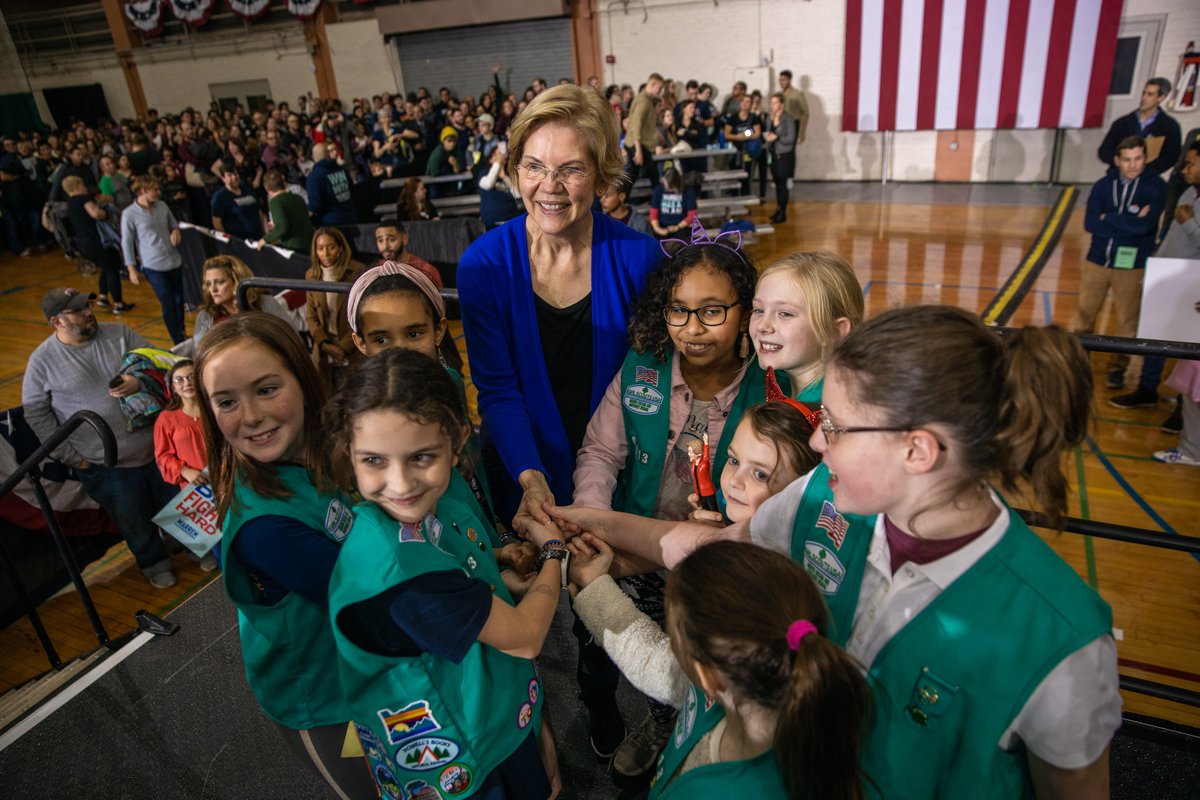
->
[786, 619, 819, 651]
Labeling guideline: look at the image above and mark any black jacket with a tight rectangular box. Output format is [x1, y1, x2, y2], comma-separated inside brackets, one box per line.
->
[1097, 108, 1182, 176]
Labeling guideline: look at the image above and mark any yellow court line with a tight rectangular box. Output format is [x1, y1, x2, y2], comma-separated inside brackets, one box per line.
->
[983, 186, 1077, 325]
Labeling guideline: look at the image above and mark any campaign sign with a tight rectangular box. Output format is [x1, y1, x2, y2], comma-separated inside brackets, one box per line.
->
[152, 480, 222, 557]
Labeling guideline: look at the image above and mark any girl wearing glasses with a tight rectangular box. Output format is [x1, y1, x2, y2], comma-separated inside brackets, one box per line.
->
[153, 359, 208, 489]
[570, 229, 776, 779]
[556, 305, 1118, 798]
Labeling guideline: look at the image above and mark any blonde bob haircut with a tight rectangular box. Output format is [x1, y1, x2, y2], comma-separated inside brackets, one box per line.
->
[505, 83, 624, 192]
[760, 251, 865, 361]
[201, 255, 267, 315]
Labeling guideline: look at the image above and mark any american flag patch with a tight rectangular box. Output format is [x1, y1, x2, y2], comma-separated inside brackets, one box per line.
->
[816, 501, 848, 549]
[634, 366, 659, 387]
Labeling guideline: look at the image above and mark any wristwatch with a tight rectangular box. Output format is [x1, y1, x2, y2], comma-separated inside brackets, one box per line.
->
[536, 541, 570, 589]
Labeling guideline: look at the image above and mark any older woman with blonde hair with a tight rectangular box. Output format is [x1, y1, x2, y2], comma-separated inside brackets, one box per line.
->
[457, 82, 661, 758]
[191, 255, 294, 344]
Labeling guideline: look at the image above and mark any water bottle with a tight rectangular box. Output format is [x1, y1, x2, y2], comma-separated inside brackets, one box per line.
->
[718, 128, 726, 149]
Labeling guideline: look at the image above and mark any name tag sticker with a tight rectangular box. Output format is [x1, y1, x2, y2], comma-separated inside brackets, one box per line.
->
[1113, 246, 1138, 269]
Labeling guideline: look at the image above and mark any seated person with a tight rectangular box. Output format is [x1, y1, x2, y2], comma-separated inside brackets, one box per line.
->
[599, 175, 651, 236]
[396, 177, 440, 222]
[476, 146, 521, 229]
[425, 127, 462, 198]
[210, 169, 264, 240]
[649, 168, 697, 238]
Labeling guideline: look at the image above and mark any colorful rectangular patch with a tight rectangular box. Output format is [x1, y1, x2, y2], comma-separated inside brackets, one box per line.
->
[634, 365, 659, 387]
[815, 500, 848, 550]
[398, 522, 424, 543]
[378, 700, 442, 745]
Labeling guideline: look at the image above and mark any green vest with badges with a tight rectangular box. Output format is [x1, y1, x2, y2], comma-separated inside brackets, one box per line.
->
[328, 497, 541, 800]
[795, 374, 823, 404]
[649, 685, 787, 800]
[789, 466, 1113, 799]
[221, 464, 355, 729]
[612, 350, 778, 517]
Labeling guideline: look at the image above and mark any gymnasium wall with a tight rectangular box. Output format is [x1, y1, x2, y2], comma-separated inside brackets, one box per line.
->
[597, 0, 1200, 183]
[17, 0, 1200, 182]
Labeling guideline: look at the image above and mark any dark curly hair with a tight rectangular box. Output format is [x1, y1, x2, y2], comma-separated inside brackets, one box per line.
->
[325, 347, 468, 493]
[627, 241, 758, 360]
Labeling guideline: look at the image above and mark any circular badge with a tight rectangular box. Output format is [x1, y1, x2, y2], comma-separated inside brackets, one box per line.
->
[517, 702, 533, 729]
[438, 763, 473, 796]
[528, 678, 540, 705]
[466, 527, 477, 541]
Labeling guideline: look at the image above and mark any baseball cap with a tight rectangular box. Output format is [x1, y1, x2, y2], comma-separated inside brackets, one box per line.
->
[476, 113, 494, 126]
[440, 126, 458, 142]
[42, 287, 96, 320]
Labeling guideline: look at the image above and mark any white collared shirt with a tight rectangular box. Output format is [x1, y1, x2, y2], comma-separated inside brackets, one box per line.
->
[751, 475, 1121, 769]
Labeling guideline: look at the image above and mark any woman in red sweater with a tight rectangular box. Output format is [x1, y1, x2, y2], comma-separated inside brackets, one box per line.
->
[154, 359, 207, 488]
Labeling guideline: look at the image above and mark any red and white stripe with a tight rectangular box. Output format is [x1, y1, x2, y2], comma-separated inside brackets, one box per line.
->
[843, 0, 1124, 132]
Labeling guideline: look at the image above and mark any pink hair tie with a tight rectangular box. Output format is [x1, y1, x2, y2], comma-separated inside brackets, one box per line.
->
[786, 619, 818, 651]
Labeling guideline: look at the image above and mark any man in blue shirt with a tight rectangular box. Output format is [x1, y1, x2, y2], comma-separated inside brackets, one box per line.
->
[210, 170, 264, 240]
[306, 143, 357, 225]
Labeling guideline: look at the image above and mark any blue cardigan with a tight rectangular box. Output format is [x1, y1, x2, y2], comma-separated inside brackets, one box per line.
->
[458, 212, 661, 510]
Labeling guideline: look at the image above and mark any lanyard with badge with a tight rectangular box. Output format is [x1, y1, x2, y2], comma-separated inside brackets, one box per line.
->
[1111, 177, 1141, 269]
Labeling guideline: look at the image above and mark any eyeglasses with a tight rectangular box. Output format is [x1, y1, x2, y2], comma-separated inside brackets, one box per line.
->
[664, 303, 737, 327]
[818, 405, 946, 450]
[516, 162, 592, 185]
[172, 374, 195, 385]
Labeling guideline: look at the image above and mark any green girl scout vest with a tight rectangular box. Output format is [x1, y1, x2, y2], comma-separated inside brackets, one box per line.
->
[795, 374, 822, 404]
[649, 685, 787, 800]
[221, 464, 355, 729]
[790, 465, 1112, 799]
[328, 497, 542, 800]
[612, 349, 779, 516]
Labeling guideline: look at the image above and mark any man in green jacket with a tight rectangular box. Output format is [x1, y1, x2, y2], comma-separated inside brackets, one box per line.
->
[258, 169, 314, 252]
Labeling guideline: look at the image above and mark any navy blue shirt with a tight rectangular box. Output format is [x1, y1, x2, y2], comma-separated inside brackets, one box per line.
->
[232, 514, 340, 607]
[210, 187, 264, 239]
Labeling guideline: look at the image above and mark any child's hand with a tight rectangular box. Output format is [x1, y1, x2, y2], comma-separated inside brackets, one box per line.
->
[500, 568, 535, 600]
[522, 517, 565, 549]
[686, 493, 725, 527]
[567, 533, 613, 590]
[496, 541, 538, 574]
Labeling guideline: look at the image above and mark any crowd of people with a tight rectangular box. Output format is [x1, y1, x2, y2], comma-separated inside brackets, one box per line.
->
[19, 73, 1194, 799]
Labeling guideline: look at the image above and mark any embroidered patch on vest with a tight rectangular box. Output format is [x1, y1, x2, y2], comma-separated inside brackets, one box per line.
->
[402, 779, 443, 800]
[325, 498, 353, 541]
[803, 541, 847, 595]
[438, 763, 473, 796]
[815, 500, 848, 549]
[396, 737, 460, 771]
[373, 763, 402, 800]
[634, 365, 660, 386]
[623, 384, 664, 415]
[673, 686, 698, 748]
[378, 700, 442, 745]
[528, 678, 540, 705]
[355, 721, 386, 763]
[398, 521, 424, 543]
[517, 701, 533, 729]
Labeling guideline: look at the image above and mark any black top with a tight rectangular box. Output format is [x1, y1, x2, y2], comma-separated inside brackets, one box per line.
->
[1098, 108, 1182, 176]
[534, 292, 594, 459]
[66, 194, 101, 251]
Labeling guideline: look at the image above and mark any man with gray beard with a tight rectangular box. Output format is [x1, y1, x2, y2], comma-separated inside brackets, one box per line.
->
[22, 288, 183, 588]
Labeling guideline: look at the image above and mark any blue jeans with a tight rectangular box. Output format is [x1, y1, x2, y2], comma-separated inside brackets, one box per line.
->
[76, 462, 178, 576]
[142, 266, 186, 344]
[1138, 357, 1165, 393]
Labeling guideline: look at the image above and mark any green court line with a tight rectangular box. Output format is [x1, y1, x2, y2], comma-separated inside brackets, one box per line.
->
[1074, 446, 1098, 589]
[1093, 415, 1168, 429]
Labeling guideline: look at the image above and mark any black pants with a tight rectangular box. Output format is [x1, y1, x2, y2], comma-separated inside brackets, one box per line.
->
[80, 243, 124, 304]
[272, 720, 378, 800]
[625, 145, 660, 185]
[771, 151, 795, 214]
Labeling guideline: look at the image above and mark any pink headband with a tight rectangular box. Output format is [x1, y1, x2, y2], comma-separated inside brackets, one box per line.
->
[346, 260, 446, 334]
[786, 619, 818, 651]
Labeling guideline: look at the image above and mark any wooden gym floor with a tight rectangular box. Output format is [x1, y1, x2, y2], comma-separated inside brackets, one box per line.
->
[0, 184, 1196, 728]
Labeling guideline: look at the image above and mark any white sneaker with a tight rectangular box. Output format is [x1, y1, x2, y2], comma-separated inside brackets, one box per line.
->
[1153, 448, 1200, 467]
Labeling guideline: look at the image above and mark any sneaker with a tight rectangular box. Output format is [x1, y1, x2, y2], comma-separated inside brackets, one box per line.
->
[587, 699, 626, 760]
[111, 302, 135, 315]
[147, 570, 179, 589]
[612, 714, 675, 777]
[1161, 404, 1183, 434]
[94, 296, 111, 308]
[1108, 388, 1159, 409]
[198, 553, 219, 572]
[1105, 369, 1126, 390]
[1153, 448, 1200, 466]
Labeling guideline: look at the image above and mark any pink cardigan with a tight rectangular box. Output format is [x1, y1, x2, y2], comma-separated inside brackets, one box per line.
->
[1166, 360, 1200, 403]
[572, 354, 749, 510]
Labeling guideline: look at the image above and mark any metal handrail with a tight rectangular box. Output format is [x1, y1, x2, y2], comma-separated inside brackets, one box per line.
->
[235, 277, 460, 316]
[996, 327, 1200, 361]
[0, 411, 119, 669]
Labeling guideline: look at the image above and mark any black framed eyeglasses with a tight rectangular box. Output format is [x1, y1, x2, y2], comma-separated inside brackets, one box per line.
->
[664, 303, 736, 327]
[818, 405, 947, 450]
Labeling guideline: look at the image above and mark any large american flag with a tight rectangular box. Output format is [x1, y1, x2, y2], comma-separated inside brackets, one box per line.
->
[843, 0, 1125, 132]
